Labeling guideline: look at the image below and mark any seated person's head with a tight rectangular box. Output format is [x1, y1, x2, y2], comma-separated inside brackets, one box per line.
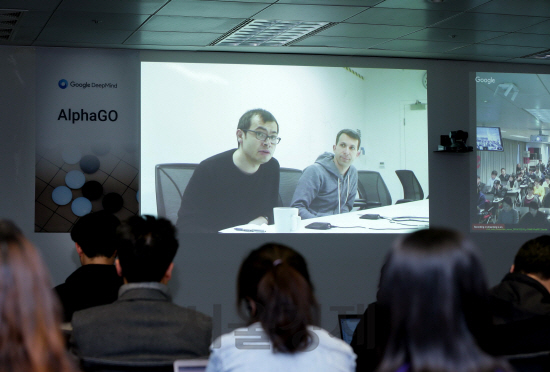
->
[116, 215, 178, 284]
[526, 186, 534, 196]
[377, 228, 506, 372]
[529, 203, 539, 217]
[237, 243, 319, 353]
[535, 178, 541, 186]
[491, 170, 498, 178]
[493, 179, 501, 188]
[70, 211, 120, 264]
[0, 220, 76, 372]
[512, 236, 550, 280]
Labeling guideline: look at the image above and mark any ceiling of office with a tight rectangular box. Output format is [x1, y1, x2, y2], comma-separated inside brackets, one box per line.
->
[2, 0, 550, 65]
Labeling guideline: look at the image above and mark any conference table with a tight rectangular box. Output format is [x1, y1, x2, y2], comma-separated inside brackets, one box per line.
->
[220, 199, 429, 234]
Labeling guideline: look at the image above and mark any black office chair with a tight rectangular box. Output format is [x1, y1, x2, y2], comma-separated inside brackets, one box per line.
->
[155, 163, 198, 225]
[80, 357, 175, 372]
[278, 168, 303, 207]
[355, 171, 392, 209]
[395, 170, 424, 204]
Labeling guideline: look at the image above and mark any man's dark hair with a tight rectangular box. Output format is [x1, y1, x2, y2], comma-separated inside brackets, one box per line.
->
[70, 211, 120, 258]
[237, 109, 278, 133]
[493, 179, 500, 186]
[514, 236, 550, 279]
[491, 170, 498, 176]
[335, 129, 361, 149]
[530, 202, 540, 211]
[503, 197, 513, 207]
[116, 215, 178, 283]
[501, 168, 506, 172]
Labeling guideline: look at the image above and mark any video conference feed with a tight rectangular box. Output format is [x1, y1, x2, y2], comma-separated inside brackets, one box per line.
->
[473, 71, 550, 232]
[141, 62, 429, 233]
[477, 127, 503, 151]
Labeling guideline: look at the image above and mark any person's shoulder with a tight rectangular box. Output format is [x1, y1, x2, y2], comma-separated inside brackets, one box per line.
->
[199, 149, 236, 166]
[310, 327, 354, 354]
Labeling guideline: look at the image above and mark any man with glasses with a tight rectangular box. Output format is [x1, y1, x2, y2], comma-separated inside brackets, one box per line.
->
[291, 129, 360, 219]
[176, 109, 280, 233]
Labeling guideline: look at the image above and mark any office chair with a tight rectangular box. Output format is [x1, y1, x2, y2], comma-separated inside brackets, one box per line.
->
[395, 170, 424, 204]
[155, 163, 198, 225]
[278, 168, 303, 207]
[355, 171, 392, 209]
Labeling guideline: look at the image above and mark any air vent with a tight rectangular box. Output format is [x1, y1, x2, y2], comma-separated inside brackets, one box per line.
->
[0, 10, 24, 42]
[210, 19, 333, 47]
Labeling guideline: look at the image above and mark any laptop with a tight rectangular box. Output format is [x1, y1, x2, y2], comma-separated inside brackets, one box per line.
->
[173, 359, 209, 372]
[338, 314, 362, 345]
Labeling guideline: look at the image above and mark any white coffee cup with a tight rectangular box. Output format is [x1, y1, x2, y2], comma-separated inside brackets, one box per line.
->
[273, 207, 301, 233]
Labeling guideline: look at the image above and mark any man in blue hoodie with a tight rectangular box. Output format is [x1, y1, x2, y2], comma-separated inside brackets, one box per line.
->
[291, 129, 361, 219]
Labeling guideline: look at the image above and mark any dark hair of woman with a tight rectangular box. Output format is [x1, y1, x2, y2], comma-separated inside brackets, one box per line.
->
[376, 228, 512, 372]
[0, 220, 77, 372]
[237, 243, 319, 353]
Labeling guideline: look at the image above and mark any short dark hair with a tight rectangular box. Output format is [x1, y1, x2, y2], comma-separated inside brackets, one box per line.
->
[501, 168, 506, 172]
[70, 211, 120, 258]
[116, 215, 178, 283]
[493, 179, 500, 186]
[237, 109, 278, 133]
[237, 243, 319, 353]
[491, 170, 498, 176]
[335, 129, 361, 149]
[530, 202, 540, 211]
[503, 197, 513, 207]
[514, 236, 550, 279]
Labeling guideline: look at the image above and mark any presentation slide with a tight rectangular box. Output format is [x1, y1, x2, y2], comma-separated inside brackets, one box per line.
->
[474, 71, 550, 232]
[141, 62, 429, 234]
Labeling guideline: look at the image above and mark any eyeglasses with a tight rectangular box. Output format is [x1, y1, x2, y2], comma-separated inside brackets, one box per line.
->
[244, 130, 281, 144]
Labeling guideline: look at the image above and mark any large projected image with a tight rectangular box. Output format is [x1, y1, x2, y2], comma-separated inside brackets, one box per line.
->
[141, 63, 429, 233]
[474, 72, 550, 232]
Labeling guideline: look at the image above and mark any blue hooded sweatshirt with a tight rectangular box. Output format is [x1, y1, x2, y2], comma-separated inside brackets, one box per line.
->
[290, 152, 358, 219]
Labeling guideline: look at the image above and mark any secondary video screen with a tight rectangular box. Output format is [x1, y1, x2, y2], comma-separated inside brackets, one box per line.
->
[141, 62, 429, 233]
[474, 72, 550, 232]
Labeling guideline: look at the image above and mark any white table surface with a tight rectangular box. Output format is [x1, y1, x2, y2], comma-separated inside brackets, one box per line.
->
[220, 199, 429, 234]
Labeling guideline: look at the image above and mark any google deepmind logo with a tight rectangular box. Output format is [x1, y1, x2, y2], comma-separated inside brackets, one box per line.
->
[58, 79, 68, 89]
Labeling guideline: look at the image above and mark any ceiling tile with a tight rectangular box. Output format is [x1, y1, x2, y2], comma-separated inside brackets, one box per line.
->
[37, 28, 133, 44]
[446, 44, 545, 58]
[518, 20, 550, 35]
[346, 7, 459, 27]
[125, 31, 221, 45]
[317, 23, 422, 38]
[372, 39, 468, 53]
[374, 0, 490, 12]
[57, 0, 168, 14]
[472, 0, 550, 17]
[254, 4, 367, 22]
[0, 0, 61, 11]
[46, 11, 149, 30]
[158, 0, 269, 18]
[277, 0, 379, 5]
[403, 28, 506, 44]
[293, 35, 390, 48]
[141, 16, 245, 33]
[481, 33, 550, 48]
[434, 12, 546, 33]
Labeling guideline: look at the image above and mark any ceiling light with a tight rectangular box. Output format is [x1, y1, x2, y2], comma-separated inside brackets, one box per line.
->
[526, 109, 550, 123]
[510, 135, 529, 139]
[524, 48, 550, 60]
[211, 19, 331, 47]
